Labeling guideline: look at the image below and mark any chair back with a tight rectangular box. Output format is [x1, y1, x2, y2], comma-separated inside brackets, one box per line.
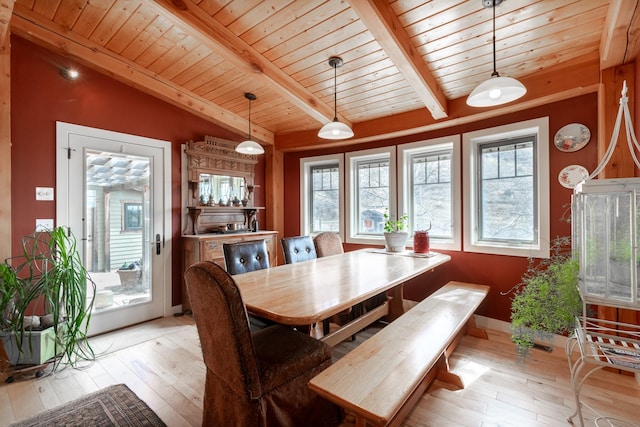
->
[223, 239, 270, 275]
[184, 261, 261, 399]
[313, 232, 344, 257]
[281, 236, 317, 264]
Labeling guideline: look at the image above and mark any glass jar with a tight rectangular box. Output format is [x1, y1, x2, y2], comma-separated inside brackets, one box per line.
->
[413, 230, 430, 254]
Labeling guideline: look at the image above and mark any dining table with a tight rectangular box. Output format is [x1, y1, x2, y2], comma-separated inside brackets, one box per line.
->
[232, 248, 451, 346]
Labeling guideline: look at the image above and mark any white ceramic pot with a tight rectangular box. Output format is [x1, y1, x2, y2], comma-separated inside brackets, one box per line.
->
[384, 231, 409, 252]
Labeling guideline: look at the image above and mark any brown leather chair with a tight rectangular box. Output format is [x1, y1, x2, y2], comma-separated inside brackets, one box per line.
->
[185, 261, 340, 427]
[281, 235, 317, 264]
[313, 233, 387, 335]
[223, 239, 272, 329]
[223, 239, 270, 275]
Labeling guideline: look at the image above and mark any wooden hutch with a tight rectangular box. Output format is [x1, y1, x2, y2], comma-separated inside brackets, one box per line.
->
[182, 136, 277, 312]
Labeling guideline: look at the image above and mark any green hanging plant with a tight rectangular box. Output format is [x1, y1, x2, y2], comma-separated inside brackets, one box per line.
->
[510, 237, 583, 360]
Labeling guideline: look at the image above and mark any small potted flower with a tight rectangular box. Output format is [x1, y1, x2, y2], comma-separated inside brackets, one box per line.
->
[383, 209, 409, 252]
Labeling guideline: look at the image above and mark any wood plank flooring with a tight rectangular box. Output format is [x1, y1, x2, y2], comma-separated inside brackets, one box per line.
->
[1, 314, 639, 426]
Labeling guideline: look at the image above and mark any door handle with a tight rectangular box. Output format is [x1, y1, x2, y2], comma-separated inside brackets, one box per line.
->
[156, 234, 161, 255]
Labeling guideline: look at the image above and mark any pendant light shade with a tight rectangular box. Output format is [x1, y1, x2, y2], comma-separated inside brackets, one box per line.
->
[236, 92, 265, 155]
[318, 119, 354, 140]
[318, 57, 353, 140]
[467, 74, 526, 107]
[466, 0, 526, 107]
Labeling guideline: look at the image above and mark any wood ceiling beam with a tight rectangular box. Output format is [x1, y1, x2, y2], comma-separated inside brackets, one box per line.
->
[347, 0, 448, 120]
[151, 0, 342, 127]
[276, 53, 600, 151]
[0, 0, 14, 47]
[10, 4, 274, 145]
[600, 0, 640, 68]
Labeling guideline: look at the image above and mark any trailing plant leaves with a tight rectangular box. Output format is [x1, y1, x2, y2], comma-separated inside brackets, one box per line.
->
[510, 237, 582, 359]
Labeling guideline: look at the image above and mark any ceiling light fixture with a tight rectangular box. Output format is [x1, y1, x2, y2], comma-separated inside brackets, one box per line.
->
[236, 92, 265, 155]
[60, 67, 79, 80]
[466, 0, 526, 107]
[318, 56, 354, 140]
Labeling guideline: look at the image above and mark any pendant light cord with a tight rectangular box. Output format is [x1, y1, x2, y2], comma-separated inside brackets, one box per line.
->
[333, 63, 338, 121]
[248, 98, 252, 140]
[491, 0, 498, 77]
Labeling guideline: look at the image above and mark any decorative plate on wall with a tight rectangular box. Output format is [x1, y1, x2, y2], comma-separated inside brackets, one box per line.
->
[554, 123, 591, 152]
[558, 165, 589, 189]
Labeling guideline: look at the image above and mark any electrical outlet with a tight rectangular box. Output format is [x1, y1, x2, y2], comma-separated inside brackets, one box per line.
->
[36, 187, 54, 201]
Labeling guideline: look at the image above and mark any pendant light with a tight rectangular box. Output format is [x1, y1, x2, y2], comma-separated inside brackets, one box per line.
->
[466, 0, 526, 107]
[318, 56, 354, 140]
[236, 92, 265, 155]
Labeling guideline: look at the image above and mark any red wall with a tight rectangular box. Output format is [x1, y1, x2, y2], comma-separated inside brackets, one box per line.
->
[283, 94, 599, 322]
[10, 35, 265, 306]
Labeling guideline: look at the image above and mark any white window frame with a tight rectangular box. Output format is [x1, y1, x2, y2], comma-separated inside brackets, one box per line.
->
[398, 135, 461, 251]
[299, 154, 344, 239]
[346, 147, 396, 245]
[463, 117, 550, 258]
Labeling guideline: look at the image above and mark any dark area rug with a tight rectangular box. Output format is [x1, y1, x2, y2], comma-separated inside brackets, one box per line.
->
[10, 383, 166, 426]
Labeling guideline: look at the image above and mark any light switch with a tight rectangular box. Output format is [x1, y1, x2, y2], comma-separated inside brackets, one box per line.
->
[36, 187, 54, 201]
[36, 219, 54, 231]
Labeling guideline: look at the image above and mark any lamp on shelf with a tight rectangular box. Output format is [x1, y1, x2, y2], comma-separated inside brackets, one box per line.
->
[466, 0, 526, 107]
[236, 92, 265, 155]
[318, 56, 354, 140]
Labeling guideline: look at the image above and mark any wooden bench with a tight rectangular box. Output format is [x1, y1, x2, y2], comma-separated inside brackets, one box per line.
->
[309, 281, 490, 427]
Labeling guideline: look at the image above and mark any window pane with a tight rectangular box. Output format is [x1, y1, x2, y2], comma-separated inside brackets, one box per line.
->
[479, 139, 535, 243]
[358, 160, 389, 234]
[411, 151, 453, 238]
[123, 203, 142, 231]
[310, 165, 339, 232]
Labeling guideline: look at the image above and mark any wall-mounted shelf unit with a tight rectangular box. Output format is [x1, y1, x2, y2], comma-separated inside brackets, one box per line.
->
[184, 206, 264, 235]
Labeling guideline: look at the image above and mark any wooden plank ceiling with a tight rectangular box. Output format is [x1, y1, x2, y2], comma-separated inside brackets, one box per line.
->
[8, 0, 640, 149]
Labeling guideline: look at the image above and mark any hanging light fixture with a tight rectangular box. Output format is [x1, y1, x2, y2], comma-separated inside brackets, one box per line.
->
[318, 56, 354, 140]
[236, 92, 265, 155]
[466, 0, 526, 107]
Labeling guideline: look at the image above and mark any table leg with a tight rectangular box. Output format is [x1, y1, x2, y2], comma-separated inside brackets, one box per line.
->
[387, 283, 405, 321]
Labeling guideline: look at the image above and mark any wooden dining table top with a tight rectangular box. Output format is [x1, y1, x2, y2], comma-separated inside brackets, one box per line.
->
[232, 249, 451, 326]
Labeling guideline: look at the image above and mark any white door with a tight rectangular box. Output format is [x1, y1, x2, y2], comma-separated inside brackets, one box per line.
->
[56, 122, 171, 336]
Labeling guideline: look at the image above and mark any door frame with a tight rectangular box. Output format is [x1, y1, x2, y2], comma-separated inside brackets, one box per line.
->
[55, 121, 173, 323]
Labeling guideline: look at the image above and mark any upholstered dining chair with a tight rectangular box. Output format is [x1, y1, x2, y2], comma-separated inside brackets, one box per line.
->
[312, 232, 356, 336]
[223, 239, 270, 275]
[281, 235, 317, 264]
[313, 232, 344, 258]
[185, 261, 340, 427]
[223, 239, 272, 329]
[313, 232, 387, 336]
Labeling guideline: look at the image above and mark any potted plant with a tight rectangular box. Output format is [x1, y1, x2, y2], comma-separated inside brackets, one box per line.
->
[116, 260, 142, 289]
[510, 237, 583, 359]
[383, 209, 409, 252]
[0, 226, 95, 372]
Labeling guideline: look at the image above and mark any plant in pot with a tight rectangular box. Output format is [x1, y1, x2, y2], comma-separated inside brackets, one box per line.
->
[383, 209, 409, 252]
[116, 260, 142, 289]
[0, 226, 95, 373]
[510, 237, 583, 359]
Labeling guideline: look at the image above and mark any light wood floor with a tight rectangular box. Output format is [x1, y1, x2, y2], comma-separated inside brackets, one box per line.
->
[1, 315, 639, 426]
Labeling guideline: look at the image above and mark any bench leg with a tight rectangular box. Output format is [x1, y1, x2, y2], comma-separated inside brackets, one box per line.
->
[386, 283, 405, 322]
[466, 315, 488, 339]
[435, 317, 489, 389]
[436, 354, 464, 389]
